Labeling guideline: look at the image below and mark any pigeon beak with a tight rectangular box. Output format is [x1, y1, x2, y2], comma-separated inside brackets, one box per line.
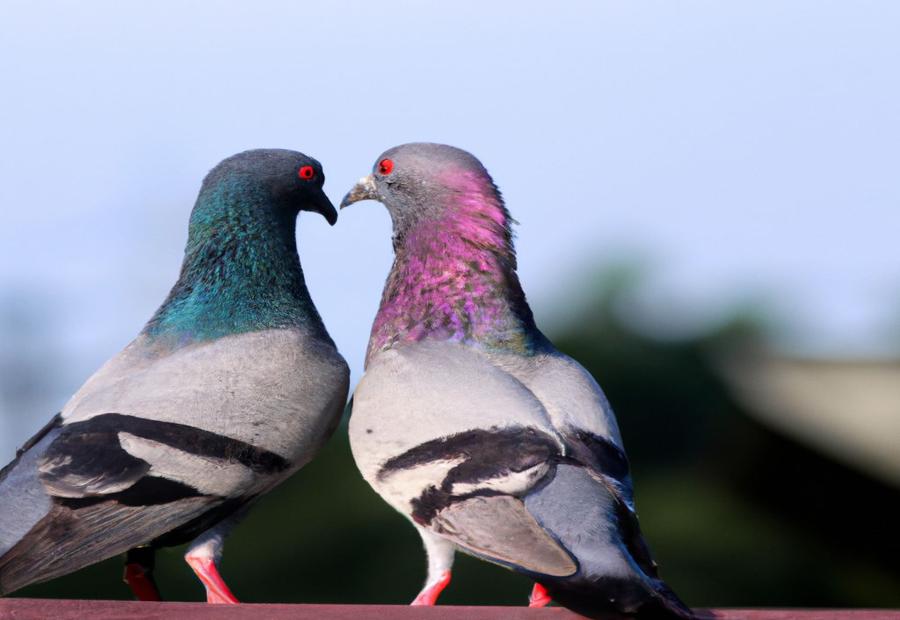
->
[311, 190, 339, 226]
[340, 175, 378, 209]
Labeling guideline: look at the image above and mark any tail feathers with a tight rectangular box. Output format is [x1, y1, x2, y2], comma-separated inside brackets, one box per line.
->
[543, 576, 695, 619]
[0, 422, 60, 561]
[650, 578, 696, 619]
[0, 495, 217, 596]
[522, 463, 693, 619]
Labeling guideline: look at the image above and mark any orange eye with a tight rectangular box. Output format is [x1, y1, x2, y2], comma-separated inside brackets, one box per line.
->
[378, 158, 394, 175]
[298, 165, 316, 180]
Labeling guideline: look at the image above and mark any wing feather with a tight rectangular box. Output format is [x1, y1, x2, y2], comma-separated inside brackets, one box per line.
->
[432, 495, 577, 576]
[0, 495, 218, 595]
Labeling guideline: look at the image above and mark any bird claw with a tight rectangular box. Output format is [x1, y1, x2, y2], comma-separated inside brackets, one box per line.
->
[185, 555, 239, 604]
[123, 561, 162, 601]
[529, 583, 552, 607]
[206, 589, 240, 605]
[411, 570, 452, 606]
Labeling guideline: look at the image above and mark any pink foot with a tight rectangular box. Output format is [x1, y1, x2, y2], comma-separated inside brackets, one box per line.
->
[185, 555, 240, 604]
[411, 570, 452, 606]
[123, 562, 162, 601]
[529, 583, 552, 608]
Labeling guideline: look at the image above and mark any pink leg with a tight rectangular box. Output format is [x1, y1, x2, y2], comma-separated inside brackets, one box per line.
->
[411, 570, 452, 606]
[529, 583, 552, 607]
[123, 561, 162, 601]
[185, 555, 239, 604]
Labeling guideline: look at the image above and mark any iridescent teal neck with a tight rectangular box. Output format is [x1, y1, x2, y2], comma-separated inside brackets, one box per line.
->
[144, 179, 327, 346]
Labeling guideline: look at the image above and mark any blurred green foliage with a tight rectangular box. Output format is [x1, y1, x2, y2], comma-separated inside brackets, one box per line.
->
[11, 268, 900, 607]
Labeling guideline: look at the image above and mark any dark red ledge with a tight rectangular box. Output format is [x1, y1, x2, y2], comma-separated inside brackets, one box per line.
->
[1, 599, 898, 620]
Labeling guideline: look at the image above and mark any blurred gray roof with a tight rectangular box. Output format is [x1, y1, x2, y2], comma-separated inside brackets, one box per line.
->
[721, 353, 900, 487]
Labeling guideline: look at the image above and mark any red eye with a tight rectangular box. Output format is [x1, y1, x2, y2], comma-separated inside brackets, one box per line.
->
[298, 165, 316, 180]
[378, 158, 394, 175]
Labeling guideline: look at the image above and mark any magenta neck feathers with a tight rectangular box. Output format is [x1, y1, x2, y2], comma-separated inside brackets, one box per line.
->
[367, 173, 543, 364]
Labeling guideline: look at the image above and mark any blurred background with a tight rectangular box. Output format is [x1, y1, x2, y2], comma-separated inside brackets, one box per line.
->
[2, 0, 899, 610]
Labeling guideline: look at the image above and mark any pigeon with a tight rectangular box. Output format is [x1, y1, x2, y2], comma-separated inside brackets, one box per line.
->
[0, 149, 350, 603]
[341, 143, 693, 619]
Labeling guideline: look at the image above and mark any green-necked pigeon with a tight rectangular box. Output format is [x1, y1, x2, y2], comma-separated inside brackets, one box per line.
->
[0, 149, 349, 603]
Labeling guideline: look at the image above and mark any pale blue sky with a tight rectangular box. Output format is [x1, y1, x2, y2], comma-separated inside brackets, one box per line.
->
[1, 1, 899, 458]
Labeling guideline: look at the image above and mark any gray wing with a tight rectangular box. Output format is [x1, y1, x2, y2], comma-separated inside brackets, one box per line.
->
[0, 490, 217, 595]
[0, 415, 61, 560]
[488, 351, 690, 615]
[432, 495, 576, 576]
[375, 424, 579, 577]
[38, 413, 290, 499]
[374, 419, 634, 579]
[524, 463, 693, 618]
[493, 351, 692, 616]
[0, 411, 290, 595]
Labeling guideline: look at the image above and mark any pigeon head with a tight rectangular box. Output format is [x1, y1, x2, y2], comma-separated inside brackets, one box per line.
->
[144, 149, 336, 344]
[340, 143, 512, 251]
[342, 143, 545, 358]
[198, 149, 337, 227]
